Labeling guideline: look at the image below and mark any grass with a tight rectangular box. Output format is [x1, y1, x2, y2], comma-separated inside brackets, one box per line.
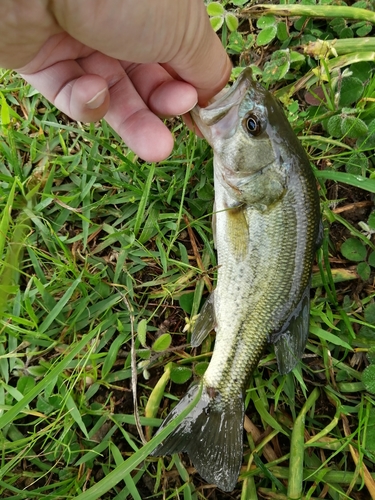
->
[1, 1, 375, 499]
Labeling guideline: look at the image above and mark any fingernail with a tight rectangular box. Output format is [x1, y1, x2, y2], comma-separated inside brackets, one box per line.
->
[183, 100, 198, 114]
[86, 88, 107, 109]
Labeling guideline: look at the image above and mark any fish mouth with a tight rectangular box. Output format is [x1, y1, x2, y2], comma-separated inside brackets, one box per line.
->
[190, 68, 254, 145]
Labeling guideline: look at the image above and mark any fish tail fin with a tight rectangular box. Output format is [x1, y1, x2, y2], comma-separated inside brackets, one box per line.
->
[151, 384, 244, 492]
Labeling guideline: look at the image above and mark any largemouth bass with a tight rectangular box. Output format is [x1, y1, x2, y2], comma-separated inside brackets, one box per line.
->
[151, 68, 321, 491]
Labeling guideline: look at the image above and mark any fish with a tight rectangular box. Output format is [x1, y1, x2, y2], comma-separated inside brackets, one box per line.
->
[151, 68, 321, 492]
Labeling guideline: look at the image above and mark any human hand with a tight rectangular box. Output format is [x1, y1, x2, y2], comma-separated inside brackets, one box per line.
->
[1, 0, 231, 162]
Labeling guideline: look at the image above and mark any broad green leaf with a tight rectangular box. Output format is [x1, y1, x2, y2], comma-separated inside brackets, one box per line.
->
[290, 51, 305, 67]
[195, 361, 209, 377]
[351, 1, 367, 8]
[339, 77, 364, 107]
[329, 17, 346, 35]
[170, 366, 193, 384]
[357, 262, 371, 281]
[225, 13, 238, 32]
[368, 212, 375, 231]
[257, 26, 277, 46]
[210, 16, 224, 32]
[277, 21, 289, 41]
[345, 152, 368, 175]
[339, 26, 353, 38]
[263, 50, 290, 83]
[206, 2, 225, 16]
[152, 333, 172, 352]
[341, 238, 366, 262]
[364, 303, 375, 324]
[227, 31, 245, 54]
[16, 376, 35, 395]
[362, 365, 375, 394]
[341, 116, 368, 139]
[327, 115, 342, 138]
[257, 14, 276, 29]
[0, 92, 11, 126]
[179, 292, 194, 314]
[357, 130, 375, 149]
[36, 395, 56, 415]
[369, 251, 375, 268]
[350, 61, 372, 82]
[137, 319, 148, 347]
[368, 347, 375, 364]
[366, 409, 375, 452]
[294, 15, 310, 31]
[358, 326, 375, 348]
[197, 182, 214, 201]
[356, 23, 372, 37]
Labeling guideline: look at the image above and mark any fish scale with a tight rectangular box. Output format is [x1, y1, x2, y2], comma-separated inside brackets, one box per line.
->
[206, 192, 306, 397]
[151, 68, 321, 492]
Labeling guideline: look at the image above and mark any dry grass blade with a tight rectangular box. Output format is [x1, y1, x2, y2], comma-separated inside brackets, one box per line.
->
[122, 292, 147, 445]
[244, 415, 279, 463]
[341, 413, 375, 500]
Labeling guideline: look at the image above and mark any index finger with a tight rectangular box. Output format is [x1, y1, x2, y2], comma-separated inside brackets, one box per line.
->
[51, 0, 232, 105]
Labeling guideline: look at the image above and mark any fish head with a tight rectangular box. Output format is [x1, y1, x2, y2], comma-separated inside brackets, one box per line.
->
[191, 68, 302, 208]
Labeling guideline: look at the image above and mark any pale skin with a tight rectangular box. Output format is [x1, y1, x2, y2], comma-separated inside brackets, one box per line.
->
[1, 0, 232, 162]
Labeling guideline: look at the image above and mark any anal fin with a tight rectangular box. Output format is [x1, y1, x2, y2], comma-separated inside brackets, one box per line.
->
[191, 292, 215, 347]
[272, 283, 311, 375]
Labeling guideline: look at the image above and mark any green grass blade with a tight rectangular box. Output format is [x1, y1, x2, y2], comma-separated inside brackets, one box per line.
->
[38, 276, 82, 333]
[133, 163, 155, 237]
[315, 170, 375, 193]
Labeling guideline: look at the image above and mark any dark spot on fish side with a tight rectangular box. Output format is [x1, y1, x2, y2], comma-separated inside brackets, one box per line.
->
[207, 387, 218, 399]
[227, 204, 245, 215]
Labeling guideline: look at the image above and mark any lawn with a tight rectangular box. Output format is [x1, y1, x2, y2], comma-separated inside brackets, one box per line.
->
[1, 2, 375, 499]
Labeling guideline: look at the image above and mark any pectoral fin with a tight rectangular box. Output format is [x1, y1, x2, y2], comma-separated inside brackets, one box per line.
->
[272, 284, 311, 375]
[191, 292, 215, 347]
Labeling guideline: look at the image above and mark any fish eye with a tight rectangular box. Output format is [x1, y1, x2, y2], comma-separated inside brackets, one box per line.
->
[243, 114, 262, 136]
